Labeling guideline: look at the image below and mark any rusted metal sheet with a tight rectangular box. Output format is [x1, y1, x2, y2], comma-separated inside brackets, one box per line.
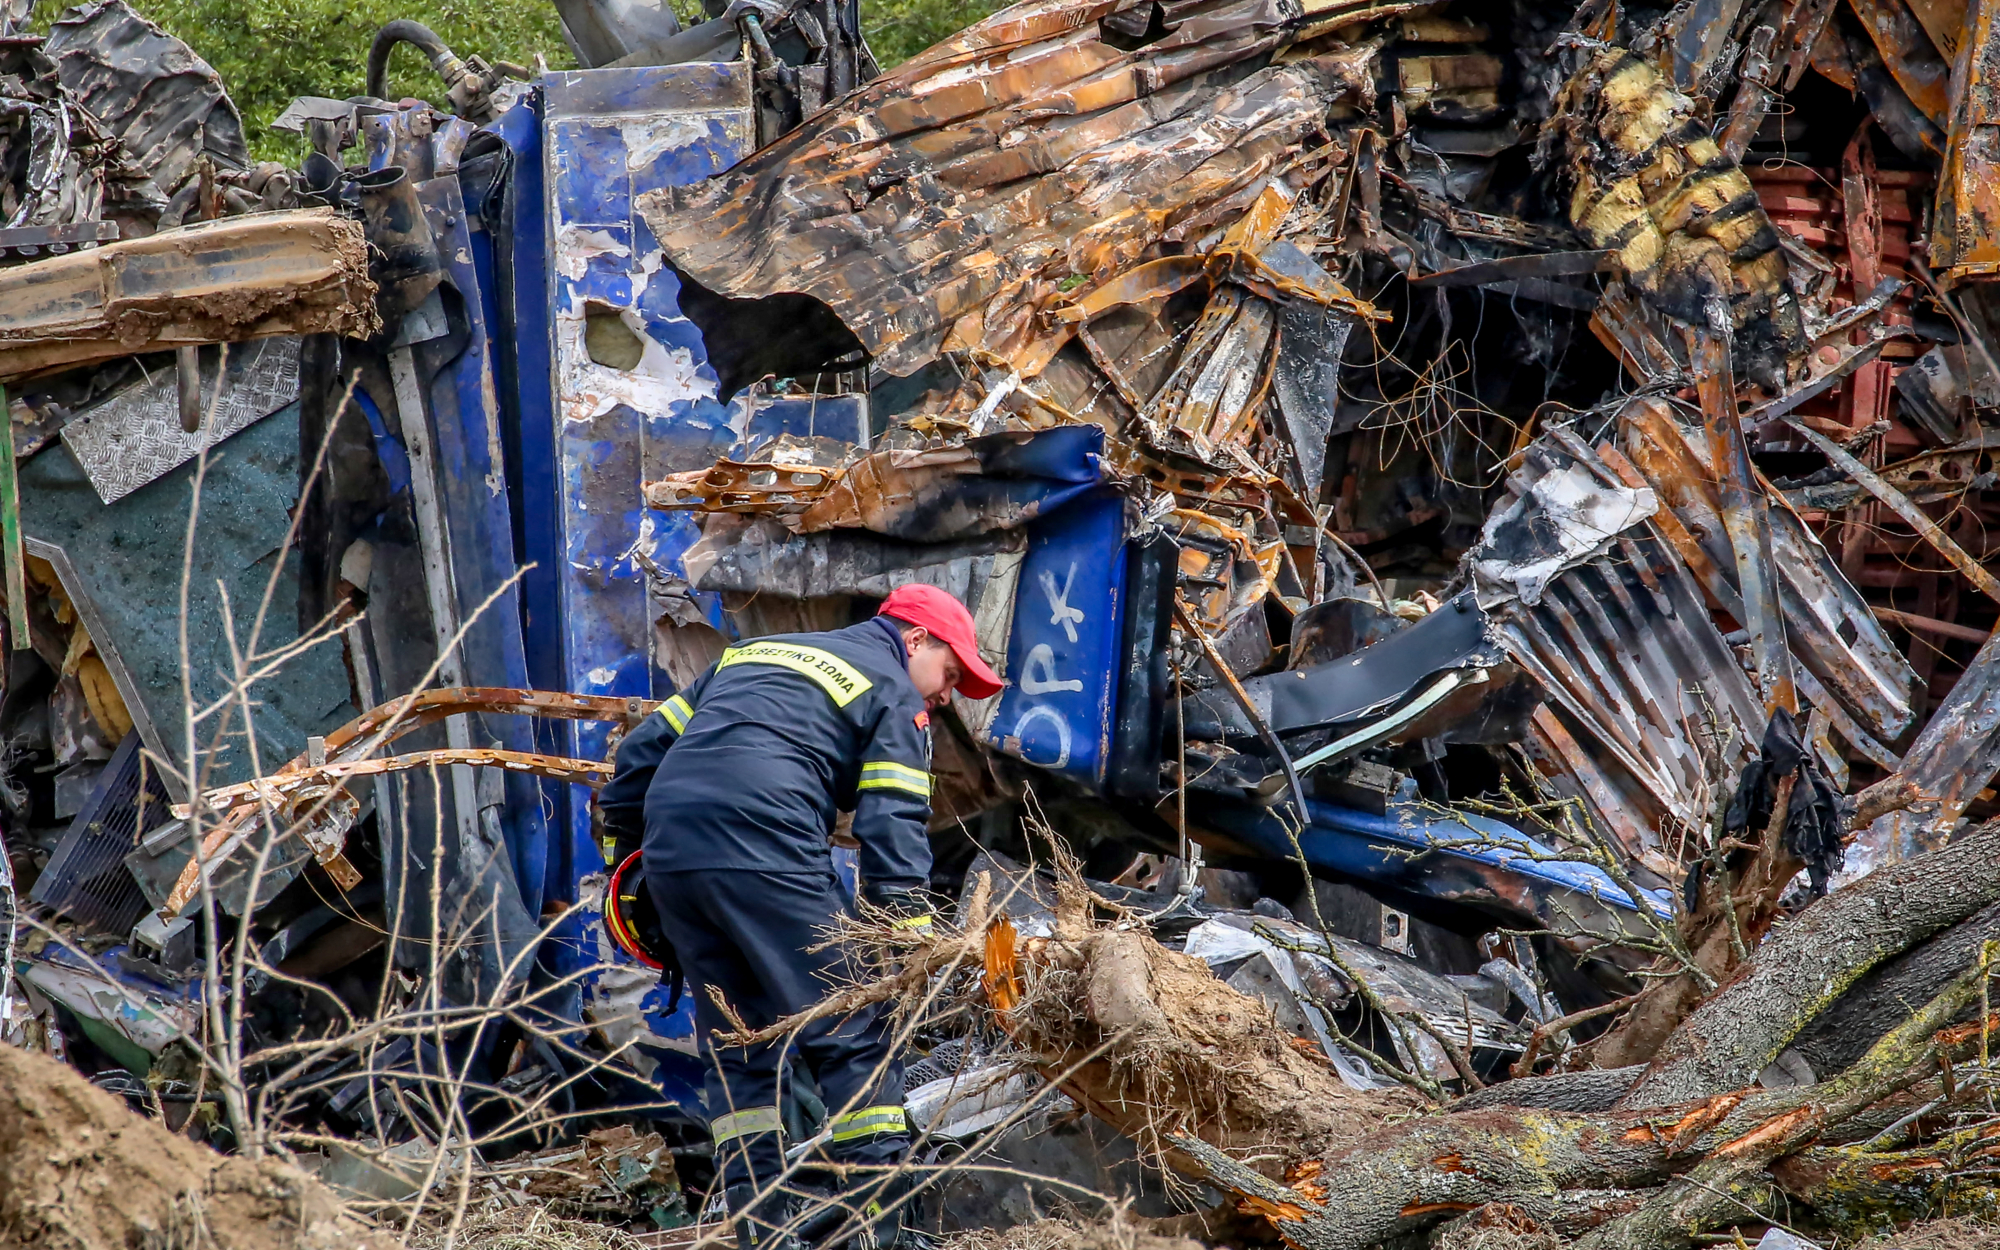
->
[312, 686, 654, 765]
[1852, 627, 2000, 875]
[1618, 399, 1921, 743]
[1783, 416, 2000, 603]
[1848, 0, 1953, 125]
[158, 688, 650, 916]
[1933, 0, 2000, 283]
[1696, 329, 1796, 716]
[637, 0, 1407, 380]
[0, 209, 377, 380]
[178, 747, 616, 823]
[655, 425, 1106, 541]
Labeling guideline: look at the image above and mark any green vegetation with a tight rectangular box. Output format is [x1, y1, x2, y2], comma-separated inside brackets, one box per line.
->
[863, 0, 1006, 67]
[35, 0, 569, 160]
[35, 0, 1009, 161]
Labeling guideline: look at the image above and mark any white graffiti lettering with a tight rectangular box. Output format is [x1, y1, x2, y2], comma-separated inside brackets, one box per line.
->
[1019, 643, 1084, 695]
[1012, 704, 1073, 770]
[1040, 563, 1085, 643]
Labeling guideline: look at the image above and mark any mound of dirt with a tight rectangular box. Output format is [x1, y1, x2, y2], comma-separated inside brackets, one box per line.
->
[0, 1043, 393, 1250]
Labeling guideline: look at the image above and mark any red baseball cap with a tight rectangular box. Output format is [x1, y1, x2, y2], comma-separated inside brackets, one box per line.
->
[879, 583, 1005, 699]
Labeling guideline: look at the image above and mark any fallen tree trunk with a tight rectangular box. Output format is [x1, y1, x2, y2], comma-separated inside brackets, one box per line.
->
[1616, 818, 2000, 1109]
[1569, 963, 1990, 1249]
[1588, 762, 1934, 1071]
[1173, 982, 1990, 1250]
[744, 830, 2000, 1249]
[1788, 897, 2000, 1081]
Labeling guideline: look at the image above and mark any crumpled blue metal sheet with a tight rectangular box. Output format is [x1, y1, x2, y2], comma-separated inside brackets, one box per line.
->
[540, 65, 755, 873]
[522, 65, 757, 1120]
[1202, 788, 1673, 937]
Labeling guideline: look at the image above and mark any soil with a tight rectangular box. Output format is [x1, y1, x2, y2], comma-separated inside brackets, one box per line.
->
[0, 1042, 394, 1250]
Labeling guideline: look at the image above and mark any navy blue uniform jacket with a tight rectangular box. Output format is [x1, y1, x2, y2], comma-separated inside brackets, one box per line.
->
[600, 617, 935, 894]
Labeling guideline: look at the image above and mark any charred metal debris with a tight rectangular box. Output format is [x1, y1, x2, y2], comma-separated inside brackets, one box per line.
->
[5, 0, 2000, 1234]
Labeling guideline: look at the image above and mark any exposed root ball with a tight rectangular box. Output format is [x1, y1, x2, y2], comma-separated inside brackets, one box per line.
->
[1001, 865, 1411, 1162]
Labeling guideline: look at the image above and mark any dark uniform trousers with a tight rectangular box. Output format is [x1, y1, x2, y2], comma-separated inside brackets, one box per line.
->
[604, 618, 933, 1197]
[648, 869, 908, 1190]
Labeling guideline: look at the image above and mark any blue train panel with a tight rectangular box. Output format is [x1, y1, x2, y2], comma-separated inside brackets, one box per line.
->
[979, 488, 1129, 789]
[541, 64, 757, 884]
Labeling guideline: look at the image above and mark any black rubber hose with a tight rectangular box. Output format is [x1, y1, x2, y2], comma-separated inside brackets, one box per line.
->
[366, 19, 458, 101]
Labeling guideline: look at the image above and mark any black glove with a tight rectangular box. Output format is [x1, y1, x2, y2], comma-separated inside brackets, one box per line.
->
[863, 884, 935, 933]
[601, 812, 644, 869]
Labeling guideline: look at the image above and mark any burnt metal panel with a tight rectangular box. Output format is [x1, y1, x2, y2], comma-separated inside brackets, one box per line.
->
[637, 0, 1347, 378]
[1934, 0, 2000, 283]
[44, 0, 246, 194]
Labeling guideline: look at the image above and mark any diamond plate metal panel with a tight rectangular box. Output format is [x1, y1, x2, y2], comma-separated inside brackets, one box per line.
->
[59, 336, 301, 503]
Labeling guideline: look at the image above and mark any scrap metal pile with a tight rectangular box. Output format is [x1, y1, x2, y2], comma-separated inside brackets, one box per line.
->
[7, 0, 2000, 1244]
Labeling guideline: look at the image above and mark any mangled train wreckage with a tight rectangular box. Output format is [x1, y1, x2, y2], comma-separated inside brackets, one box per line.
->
[9, 0, 2000, 1237]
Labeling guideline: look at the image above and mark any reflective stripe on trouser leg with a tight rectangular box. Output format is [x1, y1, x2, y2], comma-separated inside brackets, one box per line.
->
[827, 1104, 908, 1143]
[713, 1104, 787, 1193]
[713, 1105, 785, 1145]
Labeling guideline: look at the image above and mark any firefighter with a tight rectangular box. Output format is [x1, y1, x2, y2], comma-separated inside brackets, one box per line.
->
[598, 583, 1003, 1250]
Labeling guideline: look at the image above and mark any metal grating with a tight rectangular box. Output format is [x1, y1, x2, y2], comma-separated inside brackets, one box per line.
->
[29, 732, 171, 936]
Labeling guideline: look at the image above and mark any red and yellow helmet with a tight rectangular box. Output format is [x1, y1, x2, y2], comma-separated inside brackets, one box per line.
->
[604, 851, 665, 969]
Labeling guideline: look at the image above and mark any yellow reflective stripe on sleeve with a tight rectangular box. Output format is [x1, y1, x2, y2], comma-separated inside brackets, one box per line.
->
[656, 694, 694, 734]
[857, 777, 929, 798]
[889, 912, 934, 930]
[717, 641, 874, 707]
[711, 1105, 784, 1144]
[858, 761, 930, 798]
[827, 1105, 908, 1142]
